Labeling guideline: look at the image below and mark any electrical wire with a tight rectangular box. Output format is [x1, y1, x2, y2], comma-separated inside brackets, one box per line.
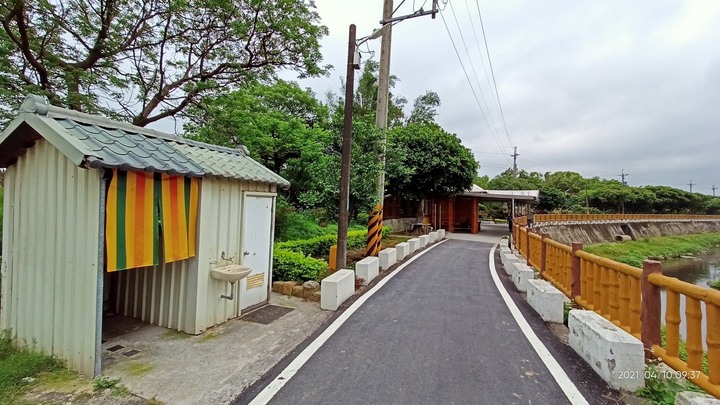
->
[475, 0, 513, 147]
[440, 7, 511, 164]
[447, 0, 503, 145]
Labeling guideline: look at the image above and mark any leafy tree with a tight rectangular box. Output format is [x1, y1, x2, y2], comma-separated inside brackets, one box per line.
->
[407, 90, 440, 124]
[0, 0, 328, 125]
[283, 116, 382, 220]
[185, 80, 328, 173]
[385, 123, 478, 208]
[352, 59, 406, 126]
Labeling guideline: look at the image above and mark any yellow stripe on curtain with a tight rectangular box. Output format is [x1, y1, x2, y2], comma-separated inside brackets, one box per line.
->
[160, 174, 200, 263]
[106, 170, 158, 272]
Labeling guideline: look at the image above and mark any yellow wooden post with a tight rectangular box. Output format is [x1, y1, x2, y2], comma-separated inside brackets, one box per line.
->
[665, 290, 681, 357]
[329, 245, 337, 272]
[629, 276, 642, 335]
[685, 297, 704, 371]
[593, 262, 602, 309]
[707, 303, 720, 385]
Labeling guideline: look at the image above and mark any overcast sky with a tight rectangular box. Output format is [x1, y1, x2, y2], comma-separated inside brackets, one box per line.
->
[279, 0, 720, 195]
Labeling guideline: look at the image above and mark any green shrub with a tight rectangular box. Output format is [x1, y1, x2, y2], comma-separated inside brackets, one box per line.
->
[709, 279, 720, 290]
[272, 248, 327, 282]
[276, 229, 372, 258]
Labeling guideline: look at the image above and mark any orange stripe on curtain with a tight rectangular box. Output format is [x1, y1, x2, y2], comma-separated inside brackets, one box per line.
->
[160, 174, 197, 263]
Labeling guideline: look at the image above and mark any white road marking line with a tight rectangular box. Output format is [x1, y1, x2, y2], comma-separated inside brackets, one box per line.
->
[248, 239, 449, 405]
[488, 245, 589, 405]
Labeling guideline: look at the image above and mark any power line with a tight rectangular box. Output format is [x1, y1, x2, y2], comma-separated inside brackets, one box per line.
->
[474, 0, 513, 148]
[439, 8, 511, 164]
[461, 0, 507, 147]
[446, 0, 503, 146]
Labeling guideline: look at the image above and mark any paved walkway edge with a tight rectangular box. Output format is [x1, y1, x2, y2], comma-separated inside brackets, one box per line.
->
[248, 239, 449, 405]
[487, 245, 589, 405]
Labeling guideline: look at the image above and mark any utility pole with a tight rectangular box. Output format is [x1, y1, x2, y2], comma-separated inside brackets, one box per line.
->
[511, 146, 519, 178]
[618, 169, 628, 214]
[367, 0, 439, 256]
[688, 180, 696, 193]
[618, 169, 629, 186]
[713, 185, 717, 197]
[374, 0, 393, 204]
[336, 24, 359, 270]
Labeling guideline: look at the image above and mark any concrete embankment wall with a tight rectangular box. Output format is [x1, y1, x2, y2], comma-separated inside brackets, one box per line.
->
[534, 221, 720, 246]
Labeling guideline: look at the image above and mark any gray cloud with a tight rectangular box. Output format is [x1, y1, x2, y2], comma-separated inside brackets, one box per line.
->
[284, 0, 720, 194]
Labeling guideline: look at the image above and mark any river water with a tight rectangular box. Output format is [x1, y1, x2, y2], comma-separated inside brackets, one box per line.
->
[659, 248, 720, 346]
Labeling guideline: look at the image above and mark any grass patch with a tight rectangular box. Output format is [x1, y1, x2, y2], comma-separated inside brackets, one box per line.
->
[163, 329, 191, 340]
[585, 233, 720, 267]
[708, 279, 720, 290]
[636, 364, 703, 405]
[125, 361, 154, 376]
[92, 376, 130, 397]
[201, 330, 221, 341]
[0, 338, 63, 403]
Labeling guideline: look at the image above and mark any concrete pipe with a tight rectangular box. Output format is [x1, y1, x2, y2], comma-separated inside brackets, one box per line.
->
[614, 234, 632, 242]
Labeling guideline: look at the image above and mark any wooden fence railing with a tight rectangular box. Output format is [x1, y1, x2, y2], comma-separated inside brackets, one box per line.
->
[516, 214, 720, 224]
[512, 222, 720, 398]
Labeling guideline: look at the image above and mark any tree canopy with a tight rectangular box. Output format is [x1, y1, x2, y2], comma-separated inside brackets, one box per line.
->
[0, 0, 329, 125]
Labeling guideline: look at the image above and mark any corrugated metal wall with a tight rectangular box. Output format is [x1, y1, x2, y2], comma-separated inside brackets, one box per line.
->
[111, 177, 275, 335]
[0, 139, 101, 377]
[113, 258, 194, 331]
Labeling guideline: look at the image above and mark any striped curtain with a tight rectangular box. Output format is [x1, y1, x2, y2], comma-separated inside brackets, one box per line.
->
[106, 170, 200, 272]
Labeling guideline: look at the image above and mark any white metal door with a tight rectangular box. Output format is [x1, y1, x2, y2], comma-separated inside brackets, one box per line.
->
[240, 194, 274, 310]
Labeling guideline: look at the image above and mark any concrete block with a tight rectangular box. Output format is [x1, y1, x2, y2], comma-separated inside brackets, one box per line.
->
[419, 235, 429, 247]
[355, 257, 379, 286]
[676, 391, 720, 405]
[568, 310, 644, 391]
[512, 263, 534, 292]
[527, 279, 569, 323]
[429, 231, 439, 242]
[408, 238, 420, 252]
[438, 229, 445, 239]
[396, 242, 410, 261]
[321, 269, 355, 311]
[501, 252, 521, 271]
[378, 248, 397, 270]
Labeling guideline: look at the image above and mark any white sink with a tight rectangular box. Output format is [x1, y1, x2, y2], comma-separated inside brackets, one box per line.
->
[211, 265, 252, 283]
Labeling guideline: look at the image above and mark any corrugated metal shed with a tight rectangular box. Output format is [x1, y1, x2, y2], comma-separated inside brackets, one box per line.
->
[0, 95, 286, 377]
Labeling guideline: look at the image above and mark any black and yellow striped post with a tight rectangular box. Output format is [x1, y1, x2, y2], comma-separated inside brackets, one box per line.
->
[366, 204, 383, 256]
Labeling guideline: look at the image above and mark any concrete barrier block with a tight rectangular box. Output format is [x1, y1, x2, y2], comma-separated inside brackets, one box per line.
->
[419, 235, 429, 247]
[378, 248, 397, 270]
[568, 310, 644, 391]
[438, 229, 445, 239]
[501, 254, 521, 275]
[408, 238, 420, 252]
[512, 263, 534, 292]
[527, 279, 569, 323]
[320, 269, 355, 311]
[355, 257, 379, 286]
[676, 391, 720, 405]
[429, 231, 439, 242]
[396, 242, 410, 261]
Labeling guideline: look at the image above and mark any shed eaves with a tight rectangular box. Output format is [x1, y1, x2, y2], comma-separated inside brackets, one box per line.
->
[54, 117, 205, 176]
[171, 143, 290, 187]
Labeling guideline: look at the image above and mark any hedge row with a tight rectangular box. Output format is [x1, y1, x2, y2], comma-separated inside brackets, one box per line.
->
[275, 226, 391, 258]
[272, 226, 392, 282]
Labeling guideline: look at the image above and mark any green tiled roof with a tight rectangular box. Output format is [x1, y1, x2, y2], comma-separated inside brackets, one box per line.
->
[0, 95, 289, 188]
